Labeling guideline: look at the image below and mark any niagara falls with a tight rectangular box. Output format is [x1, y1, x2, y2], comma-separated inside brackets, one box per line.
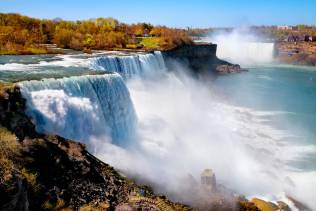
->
[1, 1, 316, 211]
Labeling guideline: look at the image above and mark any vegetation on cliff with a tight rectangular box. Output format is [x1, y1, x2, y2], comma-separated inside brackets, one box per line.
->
[0, 13, 192, 55]
[0, 81, 290, 211]
[0, 83, 193, 210]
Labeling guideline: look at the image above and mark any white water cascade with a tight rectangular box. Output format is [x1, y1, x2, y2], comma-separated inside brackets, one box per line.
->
[90, 51, 166, 78]
[216, 41, 275, 64]
[200, 30, 275, 65]
[19, 73, 136, 146]
[15, 50, 316, 209]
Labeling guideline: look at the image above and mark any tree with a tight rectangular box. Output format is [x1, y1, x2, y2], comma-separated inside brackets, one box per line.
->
[84, 34, 95, 49]
[53, 29, 73, 48]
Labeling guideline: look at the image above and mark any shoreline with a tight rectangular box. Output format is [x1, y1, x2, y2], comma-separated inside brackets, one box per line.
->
[0, 42, 314, 207]
[275, 41, 316, 66]
[1, 81, 308, 211]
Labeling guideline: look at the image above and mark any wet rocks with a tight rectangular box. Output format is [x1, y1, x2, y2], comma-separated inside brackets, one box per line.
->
[0, 86, 191, 210]
[162, 43, 242, 76]
[216, 64, 242, 74]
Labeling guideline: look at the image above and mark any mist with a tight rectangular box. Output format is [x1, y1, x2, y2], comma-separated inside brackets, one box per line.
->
[90, 63, 315, 209]
[18, 52, 316, 209]
[203, 28, 275, 65]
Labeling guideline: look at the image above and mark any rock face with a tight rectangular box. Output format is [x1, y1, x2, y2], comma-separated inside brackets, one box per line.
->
[275, 41, 316, 65]
[216, 64, 242, 74]
[0, 82, 299, 211]
[0, 84, 191, 211]
[162, 43, 241, 76]
[0, 84, 37, 141]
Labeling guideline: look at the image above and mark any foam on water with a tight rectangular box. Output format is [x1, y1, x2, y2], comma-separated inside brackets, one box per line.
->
[12, 50, 316, 209]
[0, 54, 90, 71]
[90, 70, 316, 209]
[19, 73, 136, 146]
[89, 51, 166, 78]
[201, 30, 275, 65]
[216, 41, 275, 64]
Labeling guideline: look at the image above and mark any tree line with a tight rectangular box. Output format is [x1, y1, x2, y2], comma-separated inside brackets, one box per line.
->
[0, 13, 192, 54]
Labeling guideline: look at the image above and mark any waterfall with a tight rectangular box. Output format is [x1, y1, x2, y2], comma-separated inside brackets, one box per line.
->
[90, 51, 166, 78]
[19, 73, 136, 146]
[216, 42, 275, 64]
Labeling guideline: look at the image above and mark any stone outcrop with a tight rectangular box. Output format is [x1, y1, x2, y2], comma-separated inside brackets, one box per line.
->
[0, 84, 191, 211]
[0, 81, 302, 211]
[162, 43, 241, 76]
[216, 64, 242, 74]
[275, 41, 316, 65]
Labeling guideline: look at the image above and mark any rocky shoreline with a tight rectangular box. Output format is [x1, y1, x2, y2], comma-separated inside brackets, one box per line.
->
[0, 83, 192, 210]
[0, 81, 309, 211]
[162, 43, 242, 75]
[275, 41, 316, 66]
[0, 44, 309, 211]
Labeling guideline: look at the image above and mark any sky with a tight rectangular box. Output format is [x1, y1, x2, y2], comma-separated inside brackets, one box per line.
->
[0, 0, 316, 28]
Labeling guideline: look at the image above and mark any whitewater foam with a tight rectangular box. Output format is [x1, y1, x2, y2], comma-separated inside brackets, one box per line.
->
[0, 54, 91, 71]
[201, 30, 275, 65]
[216, 41, 275, 64]
[89, 51, 166, 77]
[15, 51, 316, 209]
[19, 73, 136, 145]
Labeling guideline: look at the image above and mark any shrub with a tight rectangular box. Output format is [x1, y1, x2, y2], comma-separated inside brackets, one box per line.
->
[53, 29, 73, 48]
[0, 127, 20, 183]
[21, 168, 39, 192]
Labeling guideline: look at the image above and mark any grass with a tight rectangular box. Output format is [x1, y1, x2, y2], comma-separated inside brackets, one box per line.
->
[138, 37, 161, 49]
[0, 82, 15, 91]
[251, 198, 275, 211]
[0, 49, 19, 55]
[0, 46, 48, 55]
[42, 198, 66, 210]
[0, 127, 20, 183]
[26, 47, 48, 55]
[0, 82, 16, 98]
[21, 168, 40, 192]
[126, 44, 138, 49]
[79, 201, 110, 211]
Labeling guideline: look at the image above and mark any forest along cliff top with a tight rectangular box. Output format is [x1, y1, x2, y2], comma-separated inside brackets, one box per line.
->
[0, 13, 192, 55]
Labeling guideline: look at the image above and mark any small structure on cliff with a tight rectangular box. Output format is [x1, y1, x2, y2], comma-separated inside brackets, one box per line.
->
[201, 169, 216, 193]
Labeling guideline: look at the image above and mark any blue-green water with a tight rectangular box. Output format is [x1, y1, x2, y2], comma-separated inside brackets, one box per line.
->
[0, 54, 95, 82]
[214, 65, 316, 169]
[1, 54, 316, 166]
[1, 53, 316, 208]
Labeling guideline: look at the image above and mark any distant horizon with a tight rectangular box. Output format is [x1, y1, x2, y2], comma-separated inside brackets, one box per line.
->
[1, 0, 316, 28]
[1, 12, 315, 30]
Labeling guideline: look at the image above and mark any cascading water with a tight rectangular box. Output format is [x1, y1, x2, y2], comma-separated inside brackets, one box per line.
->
[216, 41, 275, 64]
[90, 51, 166, 77]
[19, 73, 136, 146]
[12, 50, 316, 209]
[200, 30, 275, 64]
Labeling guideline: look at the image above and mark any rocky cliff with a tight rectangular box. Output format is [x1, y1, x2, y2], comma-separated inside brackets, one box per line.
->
[0, 79, 297, 211]
[162, 43, 241, 75]
[275, 41, 316, 65]
[0, 84, 191, 211]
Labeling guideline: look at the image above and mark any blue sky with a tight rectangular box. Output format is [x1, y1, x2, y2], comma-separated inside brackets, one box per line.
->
[0, 0, 315, 27]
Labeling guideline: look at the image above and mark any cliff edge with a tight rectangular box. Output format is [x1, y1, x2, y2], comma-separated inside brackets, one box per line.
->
[0, 80, 299, 211]
[162, 43, 242, 75]
[0, 84, 191, 211]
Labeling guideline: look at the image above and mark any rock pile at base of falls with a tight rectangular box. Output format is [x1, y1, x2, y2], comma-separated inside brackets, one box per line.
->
[0, 82, 306, 211]
[0, 84, 190, 211]
[215, 64, 243, 74]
